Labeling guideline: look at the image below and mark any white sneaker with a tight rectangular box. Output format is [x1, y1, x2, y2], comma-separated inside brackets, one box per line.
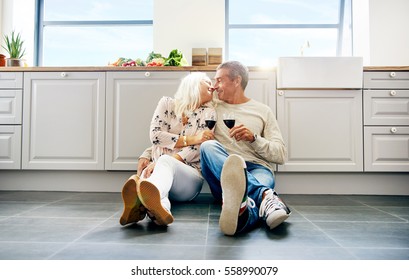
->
[219, 154, 249, 236]
[259, 189, 291, 229]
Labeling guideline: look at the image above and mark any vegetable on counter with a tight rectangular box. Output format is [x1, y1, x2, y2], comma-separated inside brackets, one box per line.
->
[146, 51, 165, 63]
[147, 57, 165, 67]
[109, 49, 188, 67]
[164, 49, 188, 66]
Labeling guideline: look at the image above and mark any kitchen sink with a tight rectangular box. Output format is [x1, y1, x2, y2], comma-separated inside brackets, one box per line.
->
[277, 57, 363, 89]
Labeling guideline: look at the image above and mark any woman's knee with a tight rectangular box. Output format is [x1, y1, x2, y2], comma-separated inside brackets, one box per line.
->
[169, 179, 203, 202]
[156, 154, 179, 169]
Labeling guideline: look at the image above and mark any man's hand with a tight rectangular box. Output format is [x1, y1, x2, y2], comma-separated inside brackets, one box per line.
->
[230, 124, 255, 142]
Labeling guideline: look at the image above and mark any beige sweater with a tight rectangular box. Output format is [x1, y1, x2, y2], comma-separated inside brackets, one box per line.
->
[215, 99, 286, 174]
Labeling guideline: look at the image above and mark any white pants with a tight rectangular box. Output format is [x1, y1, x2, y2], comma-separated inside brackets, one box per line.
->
[140, 155, 203, 210]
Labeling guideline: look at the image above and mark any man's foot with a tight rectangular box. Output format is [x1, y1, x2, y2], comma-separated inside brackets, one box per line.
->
[219, 154, 249, 235]
[137, 180, 174, 226]
[259, 189, 291, 229]
[119, 175, 147, 226]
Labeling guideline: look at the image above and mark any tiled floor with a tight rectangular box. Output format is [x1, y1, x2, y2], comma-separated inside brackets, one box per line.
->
[0, 191, 408, 260]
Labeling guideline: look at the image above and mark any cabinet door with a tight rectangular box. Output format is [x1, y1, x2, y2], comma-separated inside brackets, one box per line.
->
[246, 71, 276, 113]
[105, 71, 188, 170]
[22, 72, 105, 170]
[0, 125, 21, 169]
[0, 72, 23, 89]
[364, 90, 409, 126]
[364, 71, 409, 89]
[0, 90, 22, 124]
[277, 90, 363, 172]
[364, 126, 409, 172]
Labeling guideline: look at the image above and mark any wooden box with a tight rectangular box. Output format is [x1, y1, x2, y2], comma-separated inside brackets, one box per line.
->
[192, 48, 207, 66]
[208, 48, 222, 65]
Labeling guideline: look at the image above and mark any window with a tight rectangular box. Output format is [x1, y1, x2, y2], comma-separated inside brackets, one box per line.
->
[35, 0, 153, 66]
[226, 0, 352, 66]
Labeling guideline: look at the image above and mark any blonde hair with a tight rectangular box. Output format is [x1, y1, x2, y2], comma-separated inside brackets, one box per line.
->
[174, 72, 212, 118]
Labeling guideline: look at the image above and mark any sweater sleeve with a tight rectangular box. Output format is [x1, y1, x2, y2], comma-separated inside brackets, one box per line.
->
[250, 107, 287, 165]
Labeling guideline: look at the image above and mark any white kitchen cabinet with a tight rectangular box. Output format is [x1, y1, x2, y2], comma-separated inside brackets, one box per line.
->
[0, 72, 23, 169]
[0, 90, 22, 125]
[246, 71, 276, 111]
[22, 72, 105, 170]
[0, 72, 23, 89]
[363, 71, 409, 171]
[105, 71, 188, 170]
[0, 125, 21, 169]
[364, 90, 409, 126]
[364, 126, 409, 172]
[277, 90, 363, 172]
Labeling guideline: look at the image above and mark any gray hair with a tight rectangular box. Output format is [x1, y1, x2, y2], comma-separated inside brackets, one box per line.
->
[216, 61, 249, 90]
[174, 72, 211, 118]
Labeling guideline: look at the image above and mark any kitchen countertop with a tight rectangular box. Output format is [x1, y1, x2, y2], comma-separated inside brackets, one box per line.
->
[0, 66, 408, 72]
[363, 66, 409, 71]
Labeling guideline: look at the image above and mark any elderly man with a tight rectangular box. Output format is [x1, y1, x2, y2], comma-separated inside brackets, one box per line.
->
[200, 61, 291, 236]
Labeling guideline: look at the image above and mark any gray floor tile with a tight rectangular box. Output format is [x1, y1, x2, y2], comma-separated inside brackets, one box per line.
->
[0, 242, 67, 260]
[347, 248, 409, 260]
[50, 243, 207, 260]
[0, 191, 408, 260]
[293, 205, 403, 222]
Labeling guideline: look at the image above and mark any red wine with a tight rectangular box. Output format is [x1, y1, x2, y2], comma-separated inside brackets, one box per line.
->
[205, 120, 216, 129]
[223, 119, 235, 129]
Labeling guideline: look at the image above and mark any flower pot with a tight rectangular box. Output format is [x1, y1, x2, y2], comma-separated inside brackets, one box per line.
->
[0, 54, 6, 66]
[6, 58, 24, 67]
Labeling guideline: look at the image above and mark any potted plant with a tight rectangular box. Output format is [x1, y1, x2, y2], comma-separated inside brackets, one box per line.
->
[2, 31, 26, 66]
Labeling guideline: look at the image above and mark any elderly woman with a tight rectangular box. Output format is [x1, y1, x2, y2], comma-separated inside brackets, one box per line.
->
[120, 72, 216, 226]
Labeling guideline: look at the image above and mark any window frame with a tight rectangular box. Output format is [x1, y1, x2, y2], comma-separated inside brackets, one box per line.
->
[34, 0, 153, 66]
[225, 0, 350, 60]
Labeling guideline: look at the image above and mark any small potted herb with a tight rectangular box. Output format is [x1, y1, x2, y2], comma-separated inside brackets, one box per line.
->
[2, 31, 26, 66]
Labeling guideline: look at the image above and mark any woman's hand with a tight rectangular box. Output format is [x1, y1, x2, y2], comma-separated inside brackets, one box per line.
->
[136, 157, 150, 176]
[196, 130, 215, 144]
[143, 162, 156, 178]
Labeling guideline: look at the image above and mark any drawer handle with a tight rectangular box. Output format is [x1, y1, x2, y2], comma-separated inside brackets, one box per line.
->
[278, 90, 284, 96]
[390, 90, 397, 96]
[390, 127, 397, 133]
[389, 72, 396, 78]
[145, 72, 151, 77]
[60, 72, 67, 77]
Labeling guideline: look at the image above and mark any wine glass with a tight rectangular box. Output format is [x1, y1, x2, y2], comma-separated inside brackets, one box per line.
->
[223, 112, 236, 144]
[205, 111, 217, 130]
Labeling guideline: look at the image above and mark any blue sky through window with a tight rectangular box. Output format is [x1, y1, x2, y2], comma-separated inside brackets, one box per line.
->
[40, 0, 153, 66]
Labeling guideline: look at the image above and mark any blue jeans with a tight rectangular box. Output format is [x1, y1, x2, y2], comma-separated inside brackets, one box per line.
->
[200, 140, 275, 233]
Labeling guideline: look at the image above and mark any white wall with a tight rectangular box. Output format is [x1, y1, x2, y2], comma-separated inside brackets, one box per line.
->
[153, 0, 225, 65]
[1, 0, 409, 66]
[352, 0, 370, 65]
[368, 0, 409, 65]
[0, 0, 35, 65]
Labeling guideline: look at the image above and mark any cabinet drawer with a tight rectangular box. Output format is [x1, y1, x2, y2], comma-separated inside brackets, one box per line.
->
[0, 90, 23, 124]
[0, 125, 21, 169]
[0, 72, 23, 89]
[364, 90, 409, 125]
[364, 71, 409, 89]
[364, 126, 409, 172]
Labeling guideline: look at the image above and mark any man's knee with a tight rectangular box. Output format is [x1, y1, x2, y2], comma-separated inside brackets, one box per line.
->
[200, 140, 219, 155]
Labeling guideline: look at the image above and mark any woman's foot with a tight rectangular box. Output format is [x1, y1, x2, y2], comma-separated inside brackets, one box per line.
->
[119, 175, 147, 226]
[137, 180, 174, 226]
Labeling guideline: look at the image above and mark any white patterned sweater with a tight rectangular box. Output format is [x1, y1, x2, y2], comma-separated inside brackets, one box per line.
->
[149, 96, 215, 172]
